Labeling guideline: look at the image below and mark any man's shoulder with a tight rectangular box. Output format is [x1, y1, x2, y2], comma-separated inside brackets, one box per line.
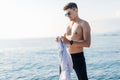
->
[79, 19, 88, 25]
[78, 19, 91, 31]
[79, 19, 89, 27]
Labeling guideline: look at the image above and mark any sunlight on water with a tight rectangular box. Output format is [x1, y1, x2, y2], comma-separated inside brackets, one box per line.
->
[0, 36, 120, 80]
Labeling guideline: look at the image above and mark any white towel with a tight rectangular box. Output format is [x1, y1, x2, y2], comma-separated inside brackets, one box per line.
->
[58, 37, 73, 80]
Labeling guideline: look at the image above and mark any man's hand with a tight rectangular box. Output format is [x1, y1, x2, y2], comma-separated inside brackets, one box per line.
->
[61, 34, 70, 44]
[56, 36, 59, 42]
[56, 34, 70, 44]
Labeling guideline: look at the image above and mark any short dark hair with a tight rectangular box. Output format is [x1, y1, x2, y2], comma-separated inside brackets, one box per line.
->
[63, 2, 78, 10]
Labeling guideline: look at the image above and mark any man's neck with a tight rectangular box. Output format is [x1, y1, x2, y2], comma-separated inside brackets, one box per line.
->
[72, 16, 80, 22]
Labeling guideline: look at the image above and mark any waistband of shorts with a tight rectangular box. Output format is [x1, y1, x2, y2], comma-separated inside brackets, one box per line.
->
[70, 52, 84, 56]
[70, 52, 84, 59]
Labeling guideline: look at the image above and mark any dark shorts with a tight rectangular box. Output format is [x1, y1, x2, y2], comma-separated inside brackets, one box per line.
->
[71, 52, 88, 80]
[59, 52, 88, 80]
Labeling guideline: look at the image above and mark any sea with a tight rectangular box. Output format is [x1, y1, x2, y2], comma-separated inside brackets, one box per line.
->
[0, 34, 120, 80]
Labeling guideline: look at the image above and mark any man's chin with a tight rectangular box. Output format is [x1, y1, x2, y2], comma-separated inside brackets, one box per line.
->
[69, 18, 73, 20]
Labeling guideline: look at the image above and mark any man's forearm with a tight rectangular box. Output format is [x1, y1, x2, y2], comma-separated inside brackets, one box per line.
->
[70, 40, 90, 47]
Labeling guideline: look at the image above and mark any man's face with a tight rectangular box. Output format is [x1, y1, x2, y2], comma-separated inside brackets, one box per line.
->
[64, 8, 77, 20]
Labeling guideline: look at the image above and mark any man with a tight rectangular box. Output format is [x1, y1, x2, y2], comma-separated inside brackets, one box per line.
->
[56, 2, 91, 80]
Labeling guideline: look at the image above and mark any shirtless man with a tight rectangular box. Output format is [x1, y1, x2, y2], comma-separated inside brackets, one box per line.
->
[56, 2, 91, 80]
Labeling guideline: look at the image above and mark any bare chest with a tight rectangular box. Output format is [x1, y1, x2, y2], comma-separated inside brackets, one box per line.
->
[67, 23, 83, 40]
[72, 25, 81, 35]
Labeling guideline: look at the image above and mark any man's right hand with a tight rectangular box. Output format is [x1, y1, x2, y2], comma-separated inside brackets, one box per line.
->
[56, 36, 59, 42]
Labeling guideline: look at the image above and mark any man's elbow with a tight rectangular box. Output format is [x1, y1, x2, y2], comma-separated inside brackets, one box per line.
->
[85, 42, 91, 47]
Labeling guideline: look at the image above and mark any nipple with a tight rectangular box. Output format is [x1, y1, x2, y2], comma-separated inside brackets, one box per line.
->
[75, 32, 77, 34]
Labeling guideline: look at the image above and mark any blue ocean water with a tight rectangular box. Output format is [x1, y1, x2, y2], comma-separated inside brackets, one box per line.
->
[0, 35, 120, 80]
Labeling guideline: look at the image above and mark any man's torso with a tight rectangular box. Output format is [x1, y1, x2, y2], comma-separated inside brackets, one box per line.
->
[66, 19, 85, 54]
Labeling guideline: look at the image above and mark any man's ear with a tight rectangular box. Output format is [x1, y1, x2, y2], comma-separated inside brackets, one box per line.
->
[73, 8, 78, 12]
[75, 8, 78, 12]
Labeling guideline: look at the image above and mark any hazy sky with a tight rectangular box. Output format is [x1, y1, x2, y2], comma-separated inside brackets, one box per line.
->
[0, 0, 120, 39]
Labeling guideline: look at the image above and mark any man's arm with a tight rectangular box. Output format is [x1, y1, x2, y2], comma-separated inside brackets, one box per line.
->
[71, 21, 91, 47]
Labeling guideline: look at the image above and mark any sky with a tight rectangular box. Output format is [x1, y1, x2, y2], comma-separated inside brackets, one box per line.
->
[0, 0, 120, 39]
